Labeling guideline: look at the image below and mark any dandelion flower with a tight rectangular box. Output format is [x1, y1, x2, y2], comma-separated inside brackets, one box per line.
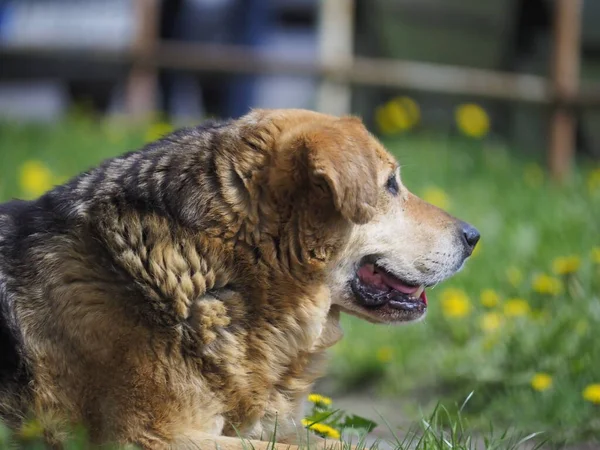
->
[455, 103, 490, 139]
[307, 393, 332, 407]
[552, 255, 581, 275]
[441, 288, 471, 318]
[376, 346, 393, 363]
[301, 420, 340, 440]
[19, 160, 54, 198]
[503, 298, 530, 317]
[422, 186, 450, 210]
[376, 97, 421, 136]
[506, 267, 523, 288]
[480, 289, 500, 308]
[480, 312, 503, 333]
[583, 384, 600, 404]
[375, 105, 397, 135]
[532, 274, 562, 296]
[530, 373, 553, 392]
[392, 96, 420, 129]
[386, 101, 412, 132]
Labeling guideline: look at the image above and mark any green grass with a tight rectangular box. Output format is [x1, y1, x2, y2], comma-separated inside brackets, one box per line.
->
[0, 115, 599, 449]
[0, 396, 547, 450]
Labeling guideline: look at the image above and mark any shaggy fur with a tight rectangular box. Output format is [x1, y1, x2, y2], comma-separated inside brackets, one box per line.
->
[0, 109, 477, 449]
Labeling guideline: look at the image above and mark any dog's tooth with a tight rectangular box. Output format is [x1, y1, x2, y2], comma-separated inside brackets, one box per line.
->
[414, 285, 425, 297]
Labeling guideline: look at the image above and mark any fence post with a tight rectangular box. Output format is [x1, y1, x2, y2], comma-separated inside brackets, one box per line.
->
[549, 0, 583, 182]
[316, 0, 355, 116]
[125, 0, 160, 120]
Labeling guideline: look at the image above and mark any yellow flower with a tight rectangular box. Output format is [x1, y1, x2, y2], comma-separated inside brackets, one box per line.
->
[441, 288, 471, 318]
[422, 186, 450, 210]
[552, 255, 581, 275]
[307, 393, 332, 407]
[376, 346, 393, 363]
[591, 247, 600, 264]
[455, 103, 490, 138]
[503, 298, 530, 317]
[392, 96, 420, 128]
[301, 420, 341, 440]
[375, 105, 396, 135]
[480, 312, 503, 333]
[386, 101, 412, 131]
[532, 273, 563, 296]
[375, 97, 420, 135]
[506, 267, 523, 288]
[480, 289, 500, 308]
[530, 373, 553, 392]
[587, 168, 600, 194]
[523, 163, 544, 188]
[145, 121, 173, 143]
[583, 384, 600, 404]
[19, 160, 54, 198]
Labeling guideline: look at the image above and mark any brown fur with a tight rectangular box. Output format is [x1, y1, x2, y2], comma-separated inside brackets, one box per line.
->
[0, 109, 476, 449]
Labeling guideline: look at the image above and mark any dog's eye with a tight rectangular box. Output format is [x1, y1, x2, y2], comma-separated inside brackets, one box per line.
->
[386, 174, 399, 196]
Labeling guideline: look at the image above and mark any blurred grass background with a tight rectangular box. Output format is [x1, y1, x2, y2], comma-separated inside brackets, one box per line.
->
[0, 101, 599, 448]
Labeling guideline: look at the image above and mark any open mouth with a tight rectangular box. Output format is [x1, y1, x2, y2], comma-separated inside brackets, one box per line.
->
[350, 258, 427, 320]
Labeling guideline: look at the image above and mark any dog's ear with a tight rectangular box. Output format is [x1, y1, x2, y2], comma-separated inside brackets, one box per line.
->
[267, 114, 380, 224]
[301, 119, 379, 224]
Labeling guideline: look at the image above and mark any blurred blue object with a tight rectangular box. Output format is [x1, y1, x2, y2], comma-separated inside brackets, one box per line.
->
[166, 0, 272, 120]
[0, 0, 134, 49]
[0, 0, 320, 121]
[168, 0, 318, 120]
[223, 0, 270, 118]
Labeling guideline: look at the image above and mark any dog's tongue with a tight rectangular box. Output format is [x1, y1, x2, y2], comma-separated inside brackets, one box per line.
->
[379, 271, 419, 295]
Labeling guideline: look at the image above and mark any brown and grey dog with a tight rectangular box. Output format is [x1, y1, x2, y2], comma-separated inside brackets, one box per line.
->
[0, 109, 479, 449]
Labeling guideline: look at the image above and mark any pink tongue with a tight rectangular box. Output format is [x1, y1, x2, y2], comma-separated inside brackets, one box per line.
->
[357, 264, 420, 294]
[379, 271, 419, 294]
[357, 264, 388, 289]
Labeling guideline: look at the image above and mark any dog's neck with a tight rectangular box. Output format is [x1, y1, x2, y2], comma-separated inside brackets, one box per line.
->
[311, 306, 344, 351]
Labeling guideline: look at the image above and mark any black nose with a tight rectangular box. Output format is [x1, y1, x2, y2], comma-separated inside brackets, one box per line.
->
[460, 222, 480, 254]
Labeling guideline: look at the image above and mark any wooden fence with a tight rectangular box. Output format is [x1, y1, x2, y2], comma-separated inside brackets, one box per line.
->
[1, 0, 596, 181]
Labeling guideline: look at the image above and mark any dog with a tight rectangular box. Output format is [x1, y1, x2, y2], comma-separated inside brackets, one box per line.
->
[0, 109, 479, 449]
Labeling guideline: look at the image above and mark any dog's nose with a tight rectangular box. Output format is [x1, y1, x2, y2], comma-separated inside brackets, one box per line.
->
[460, 222, 480, 255]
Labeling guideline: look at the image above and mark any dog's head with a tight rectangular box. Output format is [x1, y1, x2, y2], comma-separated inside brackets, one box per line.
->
[248, 109, 479, 324]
